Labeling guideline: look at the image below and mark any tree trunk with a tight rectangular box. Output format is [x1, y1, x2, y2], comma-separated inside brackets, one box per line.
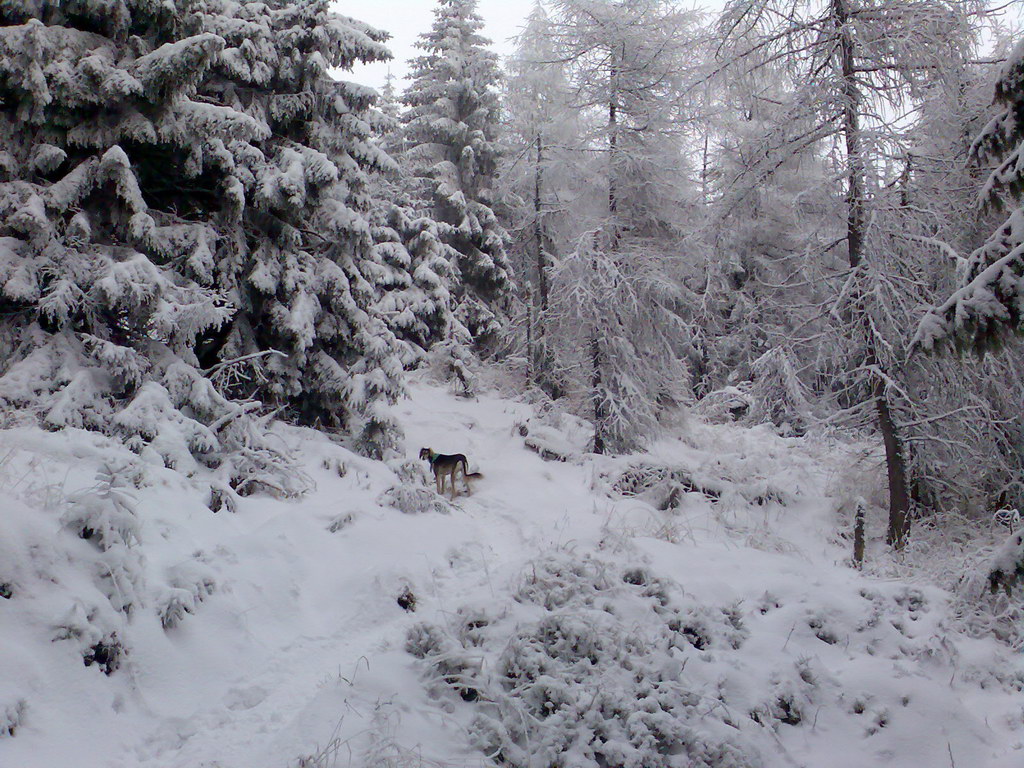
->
[529, 133, 545, 383]
[835, 0, 911, 549]
[590, 52, 621, 455]
[591, 333, 605, 454]
[876, 375, 911, 547]
[608, 90, 619, 247]
[853, 499, 866, 568]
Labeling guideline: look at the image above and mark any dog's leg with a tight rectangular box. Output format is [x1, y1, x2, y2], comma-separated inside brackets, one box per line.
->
[435, 470, 442, 496]
[449, 467, 457, 500]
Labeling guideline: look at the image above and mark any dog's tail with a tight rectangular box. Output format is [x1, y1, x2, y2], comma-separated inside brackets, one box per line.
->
[459, 458, 482, 479]
[465, 471, 483, 478]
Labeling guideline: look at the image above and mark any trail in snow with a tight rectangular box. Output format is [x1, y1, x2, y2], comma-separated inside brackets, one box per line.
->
[129, 380, 593, 768]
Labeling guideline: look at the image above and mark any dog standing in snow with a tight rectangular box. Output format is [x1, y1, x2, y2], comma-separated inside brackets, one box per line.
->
[419, 448, 482, 500]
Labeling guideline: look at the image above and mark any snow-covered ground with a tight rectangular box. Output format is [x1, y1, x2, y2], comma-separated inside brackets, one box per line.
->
[1, 375, 1022, 767]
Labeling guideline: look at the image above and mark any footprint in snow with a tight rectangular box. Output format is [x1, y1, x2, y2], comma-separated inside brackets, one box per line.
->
[224, 685, 269, 711]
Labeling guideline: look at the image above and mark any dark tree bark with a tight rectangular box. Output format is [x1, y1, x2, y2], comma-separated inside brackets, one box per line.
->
[834, 0, 911, 548]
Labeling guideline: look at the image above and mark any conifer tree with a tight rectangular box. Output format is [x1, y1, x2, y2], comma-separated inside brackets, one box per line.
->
[370, 203, 461, 366]
[0, 0, 408, 473]
[369, 75, 461, 367]
[503, 1, 582, 392]
[916, 39, 1024, 354]
[401, 0, 514, 345]
[544, 0, 701, 453]
[716, 0, 980, 547]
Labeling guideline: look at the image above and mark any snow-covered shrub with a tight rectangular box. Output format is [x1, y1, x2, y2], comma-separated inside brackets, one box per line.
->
[693, 387, 752, 424]
[396, 586, 417, 613]
[61, 465, 139, 552]
[405, 542, 999, 768]
[612, 463, 721, 510]
[82, 634, 123, 676]
[388, 457, 430, 487]
[548, 245, 691, 454]
[518, 410, 592, 464]
[52, 601, 124, 676]
[425, 337, 480, 399]
[745, 347, 816, 435]
[156, 559, 217, 631]
[0, 699, 25, 738]
[405, 621, 482, 702]
[984, 529, 1024, 597]
[950, 527, 1024, 648]
[327, 513, 356, 533]
[608, 458, 791, 513]
[61, 464, 145, 615]
[407, 553, 763, 768]
[378, 485, 449, 515]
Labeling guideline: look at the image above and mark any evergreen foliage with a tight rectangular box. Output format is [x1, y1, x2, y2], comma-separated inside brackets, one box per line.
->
[401, 0, 514, 344]
[916, 39, 1024, 355]
[0, 0, 409, 472]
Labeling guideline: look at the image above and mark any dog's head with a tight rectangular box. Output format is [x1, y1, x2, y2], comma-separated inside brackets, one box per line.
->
[418, 447, 432, 461]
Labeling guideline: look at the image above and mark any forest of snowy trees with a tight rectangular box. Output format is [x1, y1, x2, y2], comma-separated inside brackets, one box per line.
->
[4, 1, 1024, 765]
[0, 0, 1022, 542]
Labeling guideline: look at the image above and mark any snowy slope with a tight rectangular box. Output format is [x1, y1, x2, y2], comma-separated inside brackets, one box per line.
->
[1, 375, 1022, 768]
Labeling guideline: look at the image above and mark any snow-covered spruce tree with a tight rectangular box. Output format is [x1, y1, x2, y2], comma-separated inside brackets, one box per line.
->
[0, 1, 406, 476]
[370, 202, 461, 367]
[401, 0, 514, 346]
[916, 38, 1024, 355]
[368, 74, 463, 369]
[196, 1, 408, 459]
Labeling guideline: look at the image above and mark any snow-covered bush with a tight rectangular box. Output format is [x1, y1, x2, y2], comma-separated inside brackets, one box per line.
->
[156, 559, 218, 631]
[379, 485, 450, 516]
[517, 409, 592, 463]
[987, 528, 1024, 597]
[608, 458, 790, 512]
[745, 347, 816, 435]
[379, 454, 450, 512]
[407, 553, 762, 768]
[547, 242, 692, 454]
[420, 334, 480, 399]
[945, 526, 1024, 648]
[52, 600, 124, 676]
[0, 699, 25, 738]
[61, 464, 145, 615]
[693, 386, 752, 424]
[406, 544, 1011, 768]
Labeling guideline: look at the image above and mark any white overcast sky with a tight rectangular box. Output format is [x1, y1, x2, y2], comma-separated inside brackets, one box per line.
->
[335, 0, 535, 90]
